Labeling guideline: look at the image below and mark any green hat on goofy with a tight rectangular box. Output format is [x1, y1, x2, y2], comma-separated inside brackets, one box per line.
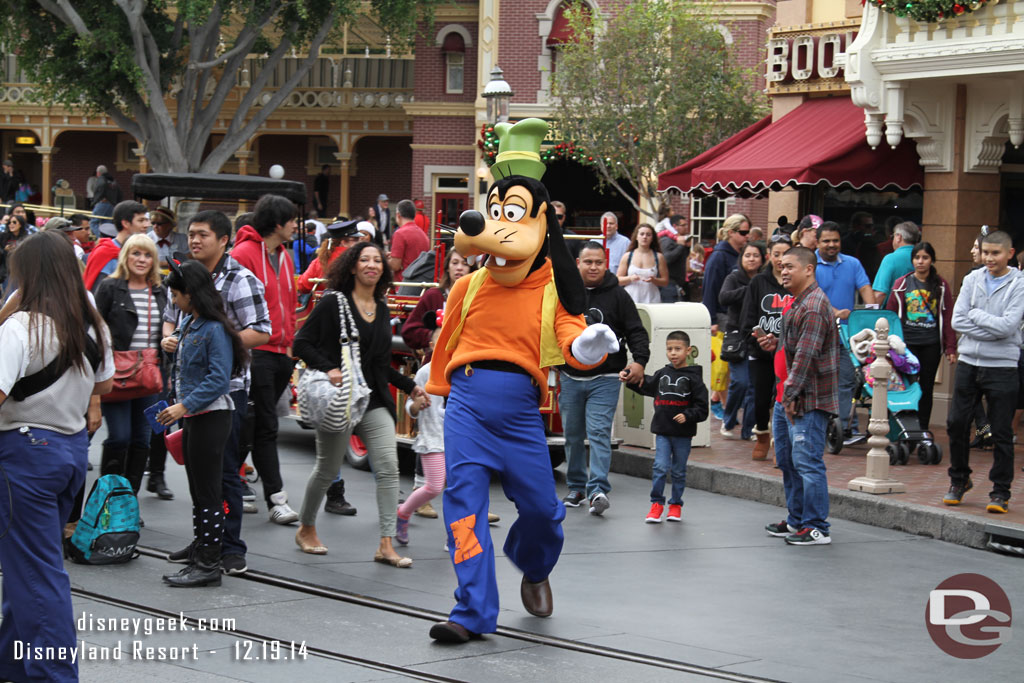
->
[491, 118, 548, 181]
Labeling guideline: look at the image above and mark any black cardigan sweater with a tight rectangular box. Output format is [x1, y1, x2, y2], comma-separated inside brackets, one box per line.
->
[293, 291, 416, 418]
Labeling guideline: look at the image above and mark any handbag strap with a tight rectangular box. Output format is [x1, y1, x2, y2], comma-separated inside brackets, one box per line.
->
[336, 294, 365, 370]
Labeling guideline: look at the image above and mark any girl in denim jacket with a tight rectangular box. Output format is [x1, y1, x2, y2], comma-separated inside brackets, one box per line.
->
[157, 261, 247, 587]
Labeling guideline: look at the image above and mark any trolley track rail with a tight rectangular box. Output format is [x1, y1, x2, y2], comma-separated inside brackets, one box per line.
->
[131, 544, 782, 683]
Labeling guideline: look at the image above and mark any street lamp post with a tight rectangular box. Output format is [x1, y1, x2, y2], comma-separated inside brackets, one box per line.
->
[482, 66, 513, 124]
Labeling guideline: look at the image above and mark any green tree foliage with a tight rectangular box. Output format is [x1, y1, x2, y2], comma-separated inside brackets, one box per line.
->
[0, 0, 438, 172]
[551, 0, 766, 217]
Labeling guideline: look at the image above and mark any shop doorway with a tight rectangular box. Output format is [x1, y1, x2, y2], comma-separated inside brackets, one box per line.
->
[540, 159, 639, 238]
[435, 192, 468, 230]
[1000, 173, 1024, 254]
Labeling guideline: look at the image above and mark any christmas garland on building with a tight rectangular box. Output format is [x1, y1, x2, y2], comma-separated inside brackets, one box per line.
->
[479, 124, 605, 167]
[864, 0, 996, 22]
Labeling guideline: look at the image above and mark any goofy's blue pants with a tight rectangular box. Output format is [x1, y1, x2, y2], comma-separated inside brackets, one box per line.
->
[0, 427, 87, 682]
[443, 367, 566, 634]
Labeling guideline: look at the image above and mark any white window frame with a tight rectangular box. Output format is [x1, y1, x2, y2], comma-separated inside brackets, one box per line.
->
[446, 53, 464, 94]
[690, 196, 729, 242]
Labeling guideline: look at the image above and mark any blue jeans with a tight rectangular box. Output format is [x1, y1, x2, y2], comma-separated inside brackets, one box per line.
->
[723, 358, 755, 439]
[652, 435, 691, 505]
[0, 427, 87, 682]
[772, 401, 801, 529]
[101, 394, 159, 450]
[559, 374, 620, 497]
[774, 403, 830, 532]
[838, 350, 859, 433]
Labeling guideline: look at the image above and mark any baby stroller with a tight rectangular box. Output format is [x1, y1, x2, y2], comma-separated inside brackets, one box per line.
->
[825, 310, 943, 465]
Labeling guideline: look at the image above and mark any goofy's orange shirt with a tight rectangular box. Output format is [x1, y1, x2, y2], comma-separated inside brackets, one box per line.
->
[426, 260, 600, 405]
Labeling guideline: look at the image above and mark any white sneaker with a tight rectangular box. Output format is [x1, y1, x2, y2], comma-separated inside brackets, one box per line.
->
[268, 491, 299, 525]
[720, 426, 738, 440]
[242, 501, 258, 514]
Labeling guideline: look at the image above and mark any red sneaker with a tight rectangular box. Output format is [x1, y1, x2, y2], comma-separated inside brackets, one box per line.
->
[666, 504, 682, 522]
[645, 503, 664, 523]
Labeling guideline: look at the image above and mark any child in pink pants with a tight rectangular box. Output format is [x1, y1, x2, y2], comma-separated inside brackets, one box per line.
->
[396, 329, 445, 545]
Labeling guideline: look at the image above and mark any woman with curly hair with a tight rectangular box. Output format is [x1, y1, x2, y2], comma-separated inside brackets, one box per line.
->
[293, 242, 429, 566]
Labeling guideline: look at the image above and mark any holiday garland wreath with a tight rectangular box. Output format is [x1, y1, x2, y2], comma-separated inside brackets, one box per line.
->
[479, 124, 609, 168]
[864, 0, 997, 23]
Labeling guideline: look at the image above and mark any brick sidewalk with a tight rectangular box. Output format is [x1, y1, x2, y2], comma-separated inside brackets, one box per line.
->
[684, 417, 1024, 527]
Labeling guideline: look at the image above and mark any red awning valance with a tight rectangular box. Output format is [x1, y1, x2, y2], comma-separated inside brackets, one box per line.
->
[658, 115, 771, 193]
[441, 32, 465, 53]
[547, 4, 578, 47]
[665, 97, 923, 198]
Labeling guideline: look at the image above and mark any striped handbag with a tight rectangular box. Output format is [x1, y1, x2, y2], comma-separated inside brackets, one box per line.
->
[297, 293, 372, 433]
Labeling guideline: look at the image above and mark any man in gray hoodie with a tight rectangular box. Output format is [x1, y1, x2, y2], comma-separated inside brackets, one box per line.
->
[944, 230, 1024, 514]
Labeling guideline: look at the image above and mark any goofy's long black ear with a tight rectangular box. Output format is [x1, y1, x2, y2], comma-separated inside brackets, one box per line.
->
[546, 202, 586, 316]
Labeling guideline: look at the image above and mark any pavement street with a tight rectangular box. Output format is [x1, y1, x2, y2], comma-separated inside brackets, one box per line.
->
[5, 419, 1021, 682]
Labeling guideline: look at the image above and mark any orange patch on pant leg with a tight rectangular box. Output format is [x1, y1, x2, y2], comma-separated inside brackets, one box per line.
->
[450, 515, 483, 564]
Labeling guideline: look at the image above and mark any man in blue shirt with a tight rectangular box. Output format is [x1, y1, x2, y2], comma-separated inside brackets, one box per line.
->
[872, 221, 920, 304]
[815, 222, 874, 437]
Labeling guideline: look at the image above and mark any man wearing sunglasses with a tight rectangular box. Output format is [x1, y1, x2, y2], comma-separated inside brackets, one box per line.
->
[702, 214, 751, 335]
[552, 200, 582, 258]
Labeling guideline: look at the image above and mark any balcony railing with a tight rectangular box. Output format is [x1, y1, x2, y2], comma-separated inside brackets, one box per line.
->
[0, 55, 414, 111]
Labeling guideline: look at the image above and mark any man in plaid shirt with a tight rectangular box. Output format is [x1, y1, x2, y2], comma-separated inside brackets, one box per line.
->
[162, 210, 271, 575]
[758, 245, 838, 546]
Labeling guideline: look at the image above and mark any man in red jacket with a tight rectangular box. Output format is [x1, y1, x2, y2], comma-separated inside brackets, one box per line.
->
[230, 194, 300, 525]
[83, 201, 150, 291]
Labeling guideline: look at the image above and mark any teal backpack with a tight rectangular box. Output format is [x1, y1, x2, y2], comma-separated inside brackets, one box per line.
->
[66, 474, 140, 564]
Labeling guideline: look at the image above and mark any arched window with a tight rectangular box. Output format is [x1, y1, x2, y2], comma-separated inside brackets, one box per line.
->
[436, 25, 471, 95]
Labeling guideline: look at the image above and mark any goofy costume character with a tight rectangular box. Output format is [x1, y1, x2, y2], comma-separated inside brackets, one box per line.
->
[426, 119, 619, 643]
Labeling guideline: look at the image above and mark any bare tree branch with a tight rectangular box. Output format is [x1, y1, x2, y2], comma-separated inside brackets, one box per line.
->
[35, 0, 92, 36]
[202, 8, 338, 172]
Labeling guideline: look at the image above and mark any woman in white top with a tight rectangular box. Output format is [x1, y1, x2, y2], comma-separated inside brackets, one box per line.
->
[617, 223, 669, 304]
[0, 231, 114, 683]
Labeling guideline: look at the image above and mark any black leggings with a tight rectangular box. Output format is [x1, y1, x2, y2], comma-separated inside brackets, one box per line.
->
[182, 410, 232, 509]
[907, 342, 942, 429]
[750, 357, 776, 432]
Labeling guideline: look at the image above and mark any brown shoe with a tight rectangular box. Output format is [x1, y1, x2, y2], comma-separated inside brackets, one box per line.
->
[752, 429, 771, 461]
[521, 576, 553, 617]
[415, 502, 438, 519]
[429, 620, 480, 643]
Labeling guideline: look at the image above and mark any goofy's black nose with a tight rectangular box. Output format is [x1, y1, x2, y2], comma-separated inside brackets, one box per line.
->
[458, 210, 485, 237]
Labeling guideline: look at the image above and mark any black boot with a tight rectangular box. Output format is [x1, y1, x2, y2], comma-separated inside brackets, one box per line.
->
[99, 445, 127, 477]
[324, 480, 356, 516]
[162, 545, 222, 587]
[125, 446, 150, 495]
[147, 473, 174, 500]
[163, 507, 223, 587]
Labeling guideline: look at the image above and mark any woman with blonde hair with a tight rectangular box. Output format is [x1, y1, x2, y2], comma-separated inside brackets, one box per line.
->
[94, 234, 167, 494]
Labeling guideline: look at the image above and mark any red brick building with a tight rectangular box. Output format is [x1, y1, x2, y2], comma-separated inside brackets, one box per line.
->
[0, 1, 775, 237]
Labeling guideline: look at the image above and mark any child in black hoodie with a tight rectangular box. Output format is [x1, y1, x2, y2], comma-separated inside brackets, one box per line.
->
[625, 331, 709, 523]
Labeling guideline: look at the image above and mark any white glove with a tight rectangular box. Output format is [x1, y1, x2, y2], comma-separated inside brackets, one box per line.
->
[571, 323, 619, 365]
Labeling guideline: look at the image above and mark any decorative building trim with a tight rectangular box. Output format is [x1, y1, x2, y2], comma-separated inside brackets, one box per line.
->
[402, 102, 475, 117]
[965, 82, 1012, 174]
[410, 143, 477, 151]
[702, 1, 776, 21]
[846, 0, 1024, 171]
[435, 6, 478, 20]
[714, 24, 734, 46]
[435, 24, 473, 48]
[902, 83, 955, 173]
[422, 164, 475, 195]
